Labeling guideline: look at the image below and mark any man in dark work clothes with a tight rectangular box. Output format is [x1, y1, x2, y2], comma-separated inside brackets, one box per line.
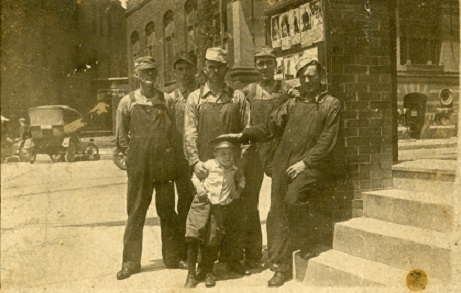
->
[169, 51, 198, 268]
[239, 47, 289, 272]
[220, 58, 341, 287]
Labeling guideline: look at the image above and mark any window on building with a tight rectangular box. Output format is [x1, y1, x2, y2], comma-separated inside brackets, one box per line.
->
[163, 11, 175, 83]
[398, 0, 441, 66]
[211, 0, 229, 50]
[131, 31, 140, 65]
[145, 22, 156, 57]
[185, 0, 197, 53]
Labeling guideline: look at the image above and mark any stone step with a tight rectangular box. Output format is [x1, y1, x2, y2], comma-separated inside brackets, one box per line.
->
[333, 217, 451, 281]
[392, 159, 456, 193]
[304, 249, 444, 290]
[362, 189, 453, 233]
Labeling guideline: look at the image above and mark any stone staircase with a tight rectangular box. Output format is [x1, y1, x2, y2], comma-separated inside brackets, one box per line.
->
[296, 159, 456, 290]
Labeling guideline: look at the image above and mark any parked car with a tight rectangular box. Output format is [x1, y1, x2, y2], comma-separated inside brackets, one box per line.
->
[27, 105, 100, 162]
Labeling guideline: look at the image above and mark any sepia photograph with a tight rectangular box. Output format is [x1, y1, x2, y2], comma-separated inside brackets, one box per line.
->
[1, 0, 460, 292]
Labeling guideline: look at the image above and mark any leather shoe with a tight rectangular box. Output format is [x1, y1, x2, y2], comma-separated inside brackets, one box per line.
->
[116, 267, 140, 280]
[178, 260, 188, 270]
[205, 273, 216, 287]
[228, 261, 251, 276]
[184, 275, 198, 288]
[268, 271, 290, 287]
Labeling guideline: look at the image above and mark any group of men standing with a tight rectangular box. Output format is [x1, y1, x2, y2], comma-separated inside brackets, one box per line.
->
[115, 45, 340, 287]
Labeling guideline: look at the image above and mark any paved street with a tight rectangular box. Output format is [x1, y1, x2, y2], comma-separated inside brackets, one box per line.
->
[1, 156, 306, 292]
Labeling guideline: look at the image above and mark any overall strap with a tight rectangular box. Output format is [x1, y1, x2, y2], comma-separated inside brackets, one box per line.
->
[129, 91, 136, 103]
[199, 86, 205, 99]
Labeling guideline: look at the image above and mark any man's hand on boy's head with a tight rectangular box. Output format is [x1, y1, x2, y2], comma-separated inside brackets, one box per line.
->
[217, 133, 243, 140]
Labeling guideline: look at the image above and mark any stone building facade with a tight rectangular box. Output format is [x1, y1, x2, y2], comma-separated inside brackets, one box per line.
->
[396, 0, 459, 139]
[124, 0, 267, 91]
[1, 0, 127, 135]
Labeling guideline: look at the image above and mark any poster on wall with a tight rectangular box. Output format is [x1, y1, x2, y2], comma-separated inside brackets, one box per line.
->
[275, 57, 284, 80]
[300, 0, 324, 46]
[290, 8, 301, 45]
[271, 15, 281, 48]
[280, 12, 291, 50]
[310, 0, 324, 43]
[300, 3, 313, 46]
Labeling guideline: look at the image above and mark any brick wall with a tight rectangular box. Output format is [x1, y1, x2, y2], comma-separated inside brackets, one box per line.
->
[326, 0, 397, 217]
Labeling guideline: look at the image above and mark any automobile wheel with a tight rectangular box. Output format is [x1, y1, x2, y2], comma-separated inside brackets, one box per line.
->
[66, 142, 76, 162]
[85, 143, 99, 161]
[112, 147, 127, 170]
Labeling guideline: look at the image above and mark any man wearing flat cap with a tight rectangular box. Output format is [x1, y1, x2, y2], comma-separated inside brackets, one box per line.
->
[169, 51, 199, 267]
[184, 47, 251, 278]
[221, 58, 340, 287]
[116, 56, 183, 280]
[238, 47, 290, 272]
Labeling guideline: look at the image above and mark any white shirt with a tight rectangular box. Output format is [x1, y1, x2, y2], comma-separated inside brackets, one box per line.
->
[191, 159, 245, 205]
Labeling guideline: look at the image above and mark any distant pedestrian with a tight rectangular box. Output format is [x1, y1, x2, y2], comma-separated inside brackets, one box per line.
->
[184, 137, 245, 288]
[18, 117, 31, 140]
[116, 56, 183, 280]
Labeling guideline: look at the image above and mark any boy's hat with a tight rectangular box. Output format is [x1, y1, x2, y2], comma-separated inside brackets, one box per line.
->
[19, 117, 26, 122]
[209, 136, 240, 150]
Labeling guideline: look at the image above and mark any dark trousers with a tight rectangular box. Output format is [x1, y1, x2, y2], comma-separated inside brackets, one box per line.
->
[236, 148, 264, 262]
[266, 170, 332, 273]
[122, 177, 179, 270]
[175, 157, 194, 261]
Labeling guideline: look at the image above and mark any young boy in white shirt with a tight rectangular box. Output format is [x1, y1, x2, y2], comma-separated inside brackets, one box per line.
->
[184, 137, 245, 288]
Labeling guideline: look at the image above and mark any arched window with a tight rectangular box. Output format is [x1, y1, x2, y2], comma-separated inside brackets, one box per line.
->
[145, 22, 156, 56]
[163, 11, 175, 83]
[184, 0, 197, 53]
[131, 31, 140, 65]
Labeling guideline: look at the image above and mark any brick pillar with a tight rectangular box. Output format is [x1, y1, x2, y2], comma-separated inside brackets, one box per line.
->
[325, 0, 397, 217]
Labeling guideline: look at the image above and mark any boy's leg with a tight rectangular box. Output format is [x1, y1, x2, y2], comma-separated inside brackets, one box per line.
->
[184, 240, 199, 288]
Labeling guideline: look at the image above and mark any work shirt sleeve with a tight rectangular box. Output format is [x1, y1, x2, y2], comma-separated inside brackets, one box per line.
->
[303, 98, 341, 168]
[115, 95, 132, 151]
[241, 98, 294, 144]
[234, 164, 246, 191]
[184, 91, 200, 166]
[235, 90, 251, 130]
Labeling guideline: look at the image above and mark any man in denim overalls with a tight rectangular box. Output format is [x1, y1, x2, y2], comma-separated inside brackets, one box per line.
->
[184, 47, 251, 278]
[116, 56, 182, 280]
